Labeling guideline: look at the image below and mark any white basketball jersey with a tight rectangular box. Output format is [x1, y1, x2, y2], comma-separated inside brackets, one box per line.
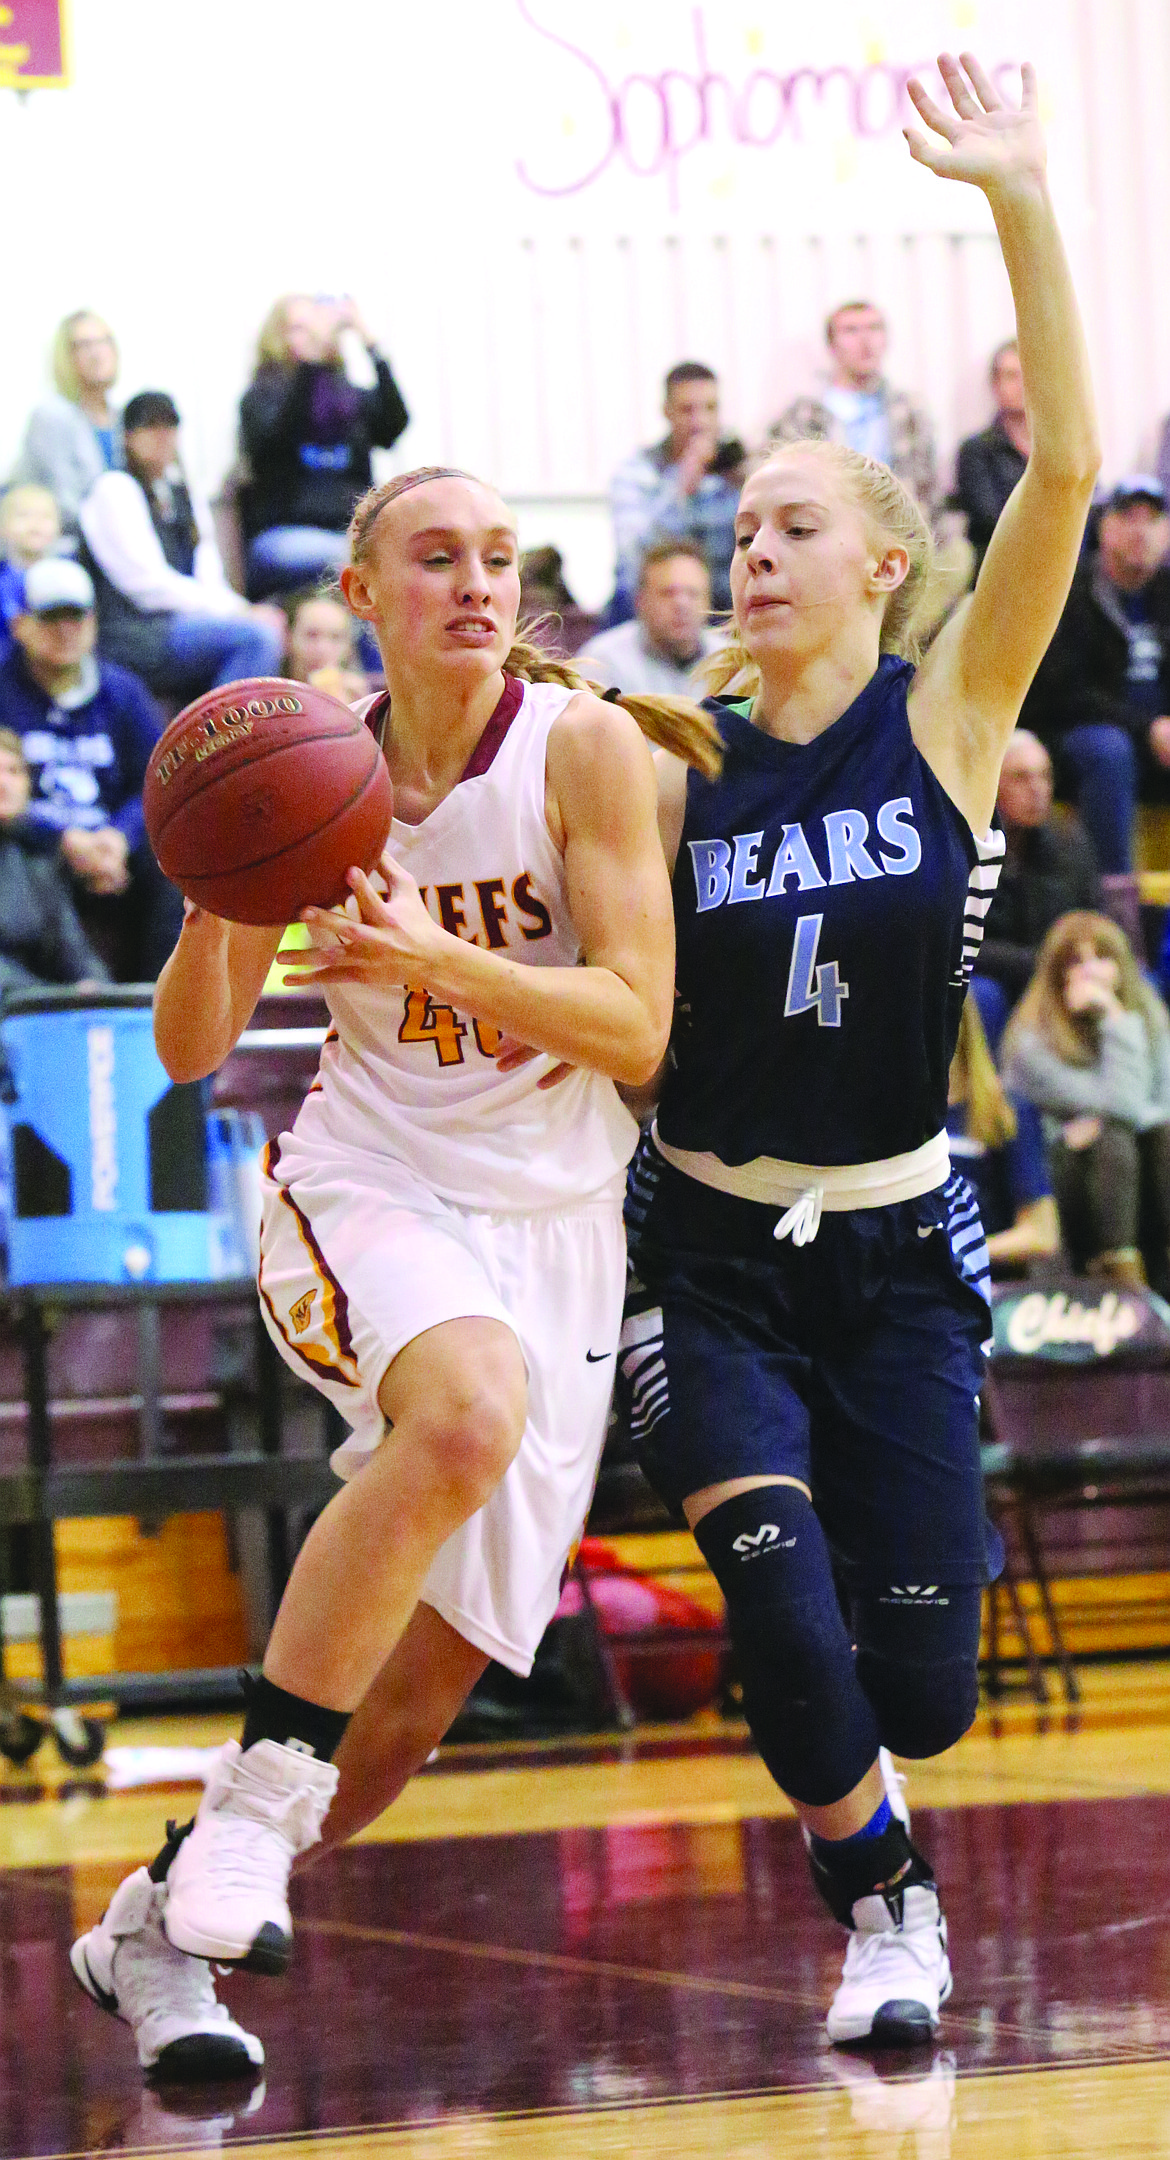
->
[286, 679, 638, 1209]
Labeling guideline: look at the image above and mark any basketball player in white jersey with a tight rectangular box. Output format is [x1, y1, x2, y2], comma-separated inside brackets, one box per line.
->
[70, 466, 722, 2081]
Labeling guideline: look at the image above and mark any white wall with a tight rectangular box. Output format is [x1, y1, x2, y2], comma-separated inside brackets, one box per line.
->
[1, 0, 1168, 607]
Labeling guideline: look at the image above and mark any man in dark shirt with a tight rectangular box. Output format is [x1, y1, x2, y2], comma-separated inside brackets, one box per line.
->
[1022, 475, 1170, 872]
[608, 363, 745, 621]
[0, 727, 108, 994]
[953, 341, 1029, 567]
[972, 728, 1100, 1048]
[0, 559, 182, 978]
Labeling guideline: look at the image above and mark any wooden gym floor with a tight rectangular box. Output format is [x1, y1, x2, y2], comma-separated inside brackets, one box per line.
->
[6, 1664, 1170, 2157]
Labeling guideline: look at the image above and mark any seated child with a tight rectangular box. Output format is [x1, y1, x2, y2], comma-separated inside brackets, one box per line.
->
[0, 485, 62, 666]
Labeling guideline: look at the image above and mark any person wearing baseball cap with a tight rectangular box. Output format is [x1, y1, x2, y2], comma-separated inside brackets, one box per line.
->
[1022, 473, 1170, 874]
[1107, 473, 1167, 511]
[77, 388, 284, 699]
[21, 556, 97, 614]
[0, 547, 182, 977]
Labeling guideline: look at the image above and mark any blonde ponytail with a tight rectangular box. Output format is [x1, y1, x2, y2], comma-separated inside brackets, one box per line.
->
[700, 631, 761, 706]
[506, 627, 723, 778]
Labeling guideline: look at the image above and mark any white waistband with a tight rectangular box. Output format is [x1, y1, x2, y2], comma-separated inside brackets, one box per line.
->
[649, 1124, 951, 1214]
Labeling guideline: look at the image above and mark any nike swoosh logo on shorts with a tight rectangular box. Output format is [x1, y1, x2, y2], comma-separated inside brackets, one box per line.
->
[917, 1225, 935, 1237]
[586, 1349, 612, 1362]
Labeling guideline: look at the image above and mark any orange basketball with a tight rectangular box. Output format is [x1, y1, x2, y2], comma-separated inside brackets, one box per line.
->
[143, 678, 393, 925]
[571, 1545, 727, 1721]
[611, 1579, 727, 1721]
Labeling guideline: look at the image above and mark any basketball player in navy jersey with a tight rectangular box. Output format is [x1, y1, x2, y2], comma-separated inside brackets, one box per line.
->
[618, 53, 1098, 2045]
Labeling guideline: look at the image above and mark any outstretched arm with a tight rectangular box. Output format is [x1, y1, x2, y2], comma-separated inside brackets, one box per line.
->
[906, 54, 1100, 835]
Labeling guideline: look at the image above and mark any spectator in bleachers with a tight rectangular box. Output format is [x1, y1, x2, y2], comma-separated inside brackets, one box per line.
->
[11, 311, 122, 532]
[1002, 910, 1170, 1290]
[238, 295, 409, 599]
[973, 728, 1101, 1051]
[947, 996, 1059, 1274]
[577, 542, 723, 697]
[1022, 476, 1170, 874]
[0, 729, 108, 995]
[609, 362, 744, 621]
[765, 300, 938, 515]
[283, 589, 368, 705]
[0, 557, 182, 979]
[953, 340, 1029, 569]
[0, 485, 62, 667]
[79, 391, 284, 699]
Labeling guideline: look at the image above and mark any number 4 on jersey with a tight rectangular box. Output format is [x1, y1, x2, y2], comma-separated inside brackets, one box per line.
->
[399, 990, 503, 1066]
[784, 912, 849, 1027]
[399, 990, 467, 1066]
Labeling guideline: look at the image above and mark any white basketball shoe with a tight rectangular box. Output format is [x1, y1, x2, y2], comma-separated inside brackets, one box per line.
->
[71, 1867, 265, 2081]
[826, 1881, 953, 2046]
[164, 1739, 338, 1973]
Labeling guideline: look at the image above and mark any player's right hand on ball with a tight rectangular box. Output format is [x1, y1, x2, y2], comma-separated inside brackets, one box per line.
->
[282, 855, 444, 990]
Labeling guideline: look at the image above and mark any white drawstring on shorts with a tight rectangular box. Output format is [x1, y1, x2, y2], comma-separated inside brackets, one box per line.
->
[649, 1125, 951, 1246]
[774, 1186, 824, 1245]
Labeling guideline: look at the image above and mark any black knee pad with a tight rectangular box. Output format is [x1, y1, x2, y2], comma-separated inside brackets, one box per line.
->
[852, 1584, 983, 1759]
[692, 1486, 880, 1807]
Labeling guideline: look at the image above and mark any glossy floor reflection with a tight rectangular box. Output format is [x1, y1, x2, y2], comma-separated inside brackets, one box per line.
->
[5, 1782, 1170, 2155]
[58, 2061, 1170, 2159]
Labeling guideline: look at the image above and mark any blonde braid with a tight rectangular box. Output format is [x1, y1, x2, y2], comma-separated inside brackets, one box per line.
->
[506, 629, 723, 778]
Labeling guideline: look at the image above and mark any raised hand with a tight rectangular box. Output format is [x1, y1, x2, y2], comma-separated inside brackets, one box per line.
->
[905, 52, 1045, 196]
[335, 295, 374, 345]
[1063, 960, 1121, 1019]
[676, 425, 720, 496]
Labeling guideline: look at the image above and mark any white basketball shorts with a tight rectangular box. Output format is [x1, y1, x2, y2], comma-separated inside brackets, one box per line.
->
[257, 1137, 626, 1674]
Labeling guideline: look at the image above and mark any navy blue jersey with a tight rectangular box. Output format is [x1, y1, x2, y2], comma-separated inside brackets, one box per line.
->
[656, 656, 1004, 1168]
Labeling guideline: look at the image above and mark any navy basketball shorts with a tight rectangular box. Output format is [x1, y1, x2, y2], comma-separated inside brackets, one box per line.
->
[620, 1141, 1003, 1589]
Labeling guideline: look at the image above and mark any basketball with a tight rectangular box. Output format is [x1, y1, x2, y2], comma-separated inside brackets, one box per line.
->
[609, 1578, 727, 1722]
[564, 1542, 727, 1721]
[143, 678, 394, 925]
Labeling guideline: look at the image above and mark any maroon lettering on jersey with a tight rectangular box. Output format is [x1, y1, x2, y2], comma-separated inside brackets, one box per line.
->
[512, 873, 553, 940]
[475, 878, 510, 948]
[436, 883, 474, 939]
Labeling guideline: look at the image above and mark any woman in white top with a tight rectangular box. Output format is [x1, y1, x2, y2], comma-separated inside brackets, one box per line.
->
[79, 391, 285, 698]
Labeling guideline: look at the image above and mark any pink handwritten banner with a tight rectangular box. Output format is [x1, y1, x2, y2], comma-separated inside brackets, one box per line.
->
[515, 3, 1019, 212]
[0, 0, 69, 87]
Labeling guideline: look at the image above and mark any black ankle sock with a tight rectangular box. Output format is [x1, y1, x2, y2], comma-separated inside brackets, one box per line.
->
[148, 1816, 195, 1883]
[239, 1670, 349, 1762]
[807, 1817, 935, 1926]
